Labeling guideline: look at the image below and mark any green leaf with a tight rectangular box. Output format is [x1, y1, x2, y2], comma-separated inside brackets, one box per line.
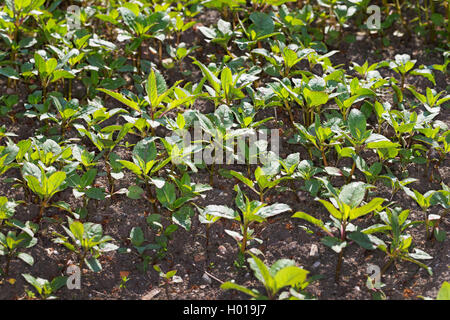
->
[47, 171, 66, 197]
[17, 252, 34, 266]
[366, 134, 400, 149]
[437, 282, 450, 300]
[85, 188, 105, 200]
[258, 203, 291, 218]
[350, 198, 384, 220]
[50, 276, 68, 292]
[51, 70, 75, 82]
[303, 88, 329, 107]
[408, 248, 433, 260]
[347, 231, 377, 250]
[172, 206, 194, 231]
[230, 170, 254, 189]
[146, 70, 159, 107]
[317, 199, 342, 220]
[248, 254, 275, 291]
[25, 175, 44, 197]
[85, 257, 102, 272]
[273, 266, 308, 292]
[221, 282, 259, 298]
[119, 160, 142, 176]
[0, 67, 20, 80]
[97, 88, 140, 113]
[348, 108, 366, 138]
[221, 67, 232, 98]
[127, 185, 144, 200]
[192, 60, 220, 93]
[203, 205, 236, 219]
[70, 221, 84, 241]
[134, 137, 157, 165]
[249, 12, 274, 35]
[292, 211, 327, 232]
[321, 236, 347, 253]
[339, 182, 367, 208]
[156, 182, 176, 208]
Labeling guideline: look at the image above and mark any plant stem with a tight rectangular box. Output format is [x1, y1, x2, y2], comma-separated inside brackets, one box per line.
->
[241, 223, 248, 254]
[68, 78, 72, 100]
[37, 199, 47, 222]
[380, 258, 394, 275]
[347, 161, 356, 183]
[335, 249, 344, 283]
[321, 147, 328, 167]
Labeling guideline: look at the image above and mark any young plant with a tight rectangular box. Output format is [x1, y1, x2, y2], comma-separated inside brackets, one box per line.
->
[22, 273, 67, 300]
[381, 54, 435, 90]
[23, 167, 67, 222]
[67, 168, 106, 219]
[122, 226, 160, 272]
[198, 204, 231, 257]
[291, 116, 339, 166]
[293, 160, 324, 197]
[52, 218, 118, 272]
[49, 97, 94, 138]
[408, 86, 450, 113]
[221, 253, 313, 300]
[119, 137, 170, 213]
[428, 183, 450, 242]
[117, 5, 167, 72]
[154, 265, 178, 300]
[99, 69, 193, 135]
[293, 181, 384, 282]
[193, 61, 252, 107]
[154, 181, 197, 231]
[146, 214, 178, 262]
[0, 228, 37, 277]
[76, 122, 133, 195]
[32, 52, 75, 101]
[404, 188, 437, 240]
[0, 94, 18, 122]
[230, 165, 290, 202]
[198, 19, 236, 55]
[360, 207, 433, 276]
[205, 185, 291, 262]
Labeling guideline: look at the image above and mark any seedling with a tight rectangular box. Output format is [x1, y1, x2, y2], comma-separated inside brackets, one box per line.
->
[230, 165, 290, 202]
[23, 167, 67, 222]
[52, 218, 118, 272]
[205, 185, 291, 260]
[221, 253, 313, 300]
[0, 228, 37, 277]
[360, 207, 433, 276]
[22, 273, 67, 300]
[293, 181, 384, 282]
[154, 264, 177, 299]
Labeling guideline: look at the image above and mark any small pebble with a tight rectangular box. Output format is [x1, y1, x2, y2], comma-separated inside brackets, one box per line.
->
[141, 288, 161, 300]
[218, 245, 227, 255]
[6, 88, 14, 94]
[312, 261, 321, 268]
[310, 244, 319, 257]
[202, 273, 212, 285]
